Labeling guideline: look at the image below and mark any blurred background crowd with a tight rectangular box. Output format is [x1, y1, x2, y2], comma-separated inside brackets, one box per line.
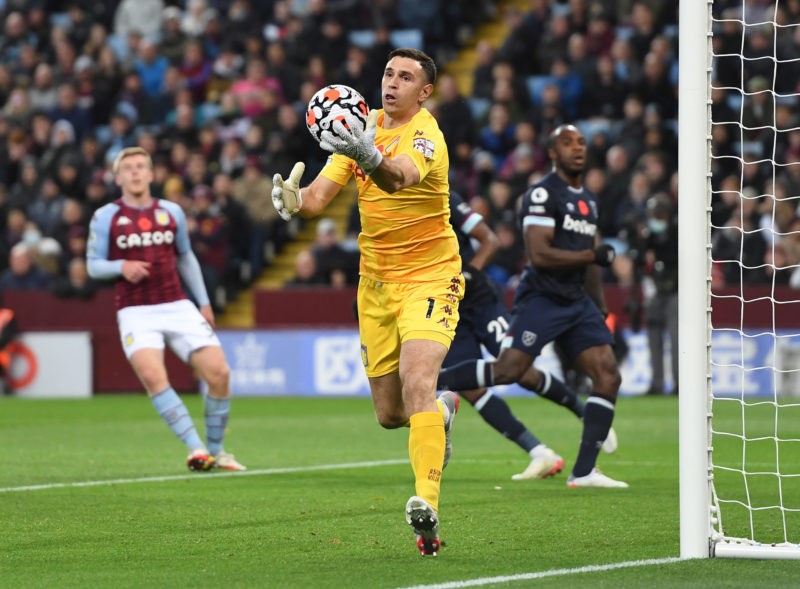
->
[0, 0, 793, 320]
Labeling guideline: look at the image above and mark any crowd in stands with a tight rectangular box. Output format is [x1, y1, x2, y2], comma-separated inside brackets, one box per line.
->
[2, 0, 794, 313]
[0, 0, 494, 308]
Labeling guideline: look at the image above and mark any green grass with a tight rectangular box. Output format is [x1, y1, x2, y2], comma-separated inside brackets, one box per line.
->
[1, 395, 799, 588]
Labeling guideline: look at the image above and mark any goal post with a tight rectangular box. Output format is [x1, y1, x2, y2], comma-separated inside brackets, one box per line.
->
[680, 0, 800, 560]
[678, 0, 713, 560]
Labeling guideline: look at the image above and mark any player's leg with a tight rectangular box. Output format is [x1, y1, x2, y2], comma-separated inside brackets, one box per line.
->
[120, 305, 211, 470]
[129, 347, 212, 469]
[168, 300, 243, 471]
[568, 344, 627, 488]
[189, 345, 245, 471]
[558, 298, 626, 487]
[400, 337, 449, 556]
[516, 365, 617, 453]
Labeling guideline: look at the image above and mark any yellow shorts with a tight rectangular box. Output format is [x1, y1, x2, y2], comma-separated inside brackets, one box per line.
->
[357, 275, 464, 378]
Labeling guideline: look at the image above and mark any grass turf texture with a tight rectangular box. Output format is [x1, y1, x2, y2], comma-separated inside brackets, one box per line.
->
[1, 395, 798, 588]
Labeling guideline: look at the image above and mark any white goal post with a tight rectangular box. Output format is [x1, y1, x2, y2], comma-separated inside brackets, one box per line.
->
[680, 0, 800, 560]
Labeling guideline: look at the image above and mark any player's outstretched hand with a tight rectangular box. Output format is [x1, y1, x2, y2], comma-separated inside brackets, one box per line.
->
[593, 244, 616, 267]
[271, 161, 305, 221]
[319, 110, 382, 174]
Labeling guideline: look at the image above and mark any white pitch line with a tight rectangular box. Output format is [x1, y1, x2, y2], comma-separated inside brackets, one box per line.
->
[0, 458, 408, 493]
[397, 557, 687, 589]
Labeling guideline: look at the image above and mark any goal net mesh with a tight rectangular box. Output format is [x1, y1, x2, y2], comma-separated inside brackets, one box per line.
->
[709, 0, 800, 551]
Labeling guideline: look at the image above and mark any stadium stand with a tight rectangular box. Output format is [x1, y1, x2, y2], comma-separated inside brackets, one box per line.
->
[0, 1, 693, 333]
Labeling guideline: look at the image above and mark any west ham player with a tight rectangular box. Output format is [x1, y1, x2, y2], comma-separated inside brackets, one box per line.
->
[438, 125, 627, 488]
[87, 147, 245, 472]
[443, 191, 617, 480]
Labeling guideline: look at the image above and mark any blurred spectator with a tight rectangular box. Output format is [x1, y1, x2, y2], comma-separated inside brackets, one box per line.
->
[181, 0, 216, 38]
[49, 84, 91, 142]
[229, 58, 284, 119]
[135, 38, 170, 97]
[479, 103, 517, 172]
[28, 63, 59, 112]
[637, 194, 679, 395]
[485, 220, 524, 287]
[232, 156, 279, 280]
[27, 176, 65, 236]
[114, 0, 165, 40]
[34, 236, 63, 278]
[471, 40, 497, 100]
[178, 40, 212, 103]
[311, 217, 358, 288]
[0, 242, 50, 290]
[285, 248, 324, 287]
[212, 172, 252, 285]
[187, 184, 229, 312]
[51, 256, 99, 299]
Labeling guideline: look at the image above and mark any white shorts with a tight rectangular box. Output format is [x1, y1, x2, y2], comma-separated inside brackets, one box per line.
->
[117, 300, 221, 362]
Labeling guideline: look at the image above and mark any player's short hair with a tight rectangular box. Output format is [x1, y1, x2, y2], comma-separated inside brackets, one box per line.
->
[387, 48, 437, 85]
[547, 124, 582, 151]
[112, 147, 153, 175]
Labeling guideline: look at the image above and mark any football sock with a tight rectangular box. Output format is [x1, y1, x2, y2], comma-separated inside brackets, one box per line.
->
[408, 411, 445, 512]
[150, 387, 205, 451]
[473, 391, 541, 452]
[204, 395, 230, 456]
[572, 394, 615, 477]
[437, 359, 493, 391]
[532, 370, 586, 418]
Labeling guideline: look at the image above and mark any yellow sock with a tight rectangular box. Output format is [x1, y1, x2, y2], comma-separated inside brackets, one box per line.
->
[408, 411, 445, 512]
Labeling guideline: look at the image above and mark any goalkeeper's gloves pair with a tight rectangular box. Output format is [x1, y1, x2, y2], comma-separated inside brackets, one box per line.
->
[271, 110, 381, 221]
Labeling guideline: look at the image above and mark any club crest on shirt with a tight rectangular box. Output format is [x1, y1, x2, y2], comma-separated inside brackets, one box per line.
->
[413, 137, 434, 159]
[155, 210, 170, 226]
[521, 330, 537, 347]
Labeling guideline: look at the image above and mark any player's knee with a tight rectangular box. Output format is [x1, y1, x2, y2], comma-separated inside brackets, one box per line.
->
[375, 410, 406, 429]
[204, 361, 231, 391]
[594, 365, 621, 394]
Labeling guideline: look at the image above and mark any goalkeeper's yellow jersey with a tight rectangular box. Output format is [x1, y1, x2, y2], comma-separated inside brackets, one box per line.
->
[320, 108, 460, 283]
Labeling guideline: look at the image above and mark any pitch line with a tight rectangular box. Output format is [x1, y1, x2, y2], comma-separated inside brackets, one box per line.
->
[398, 557, 686, 589]
[0, 458, 408, 493]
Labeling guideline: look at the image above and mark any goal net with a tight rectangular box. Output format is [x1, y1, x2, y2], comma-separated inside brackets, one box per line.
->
[681, 0, 800, 559]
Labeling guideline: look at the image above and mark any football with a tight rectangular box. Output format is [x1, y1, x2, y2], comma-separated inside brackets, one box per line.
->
[305, 84, 369, 144]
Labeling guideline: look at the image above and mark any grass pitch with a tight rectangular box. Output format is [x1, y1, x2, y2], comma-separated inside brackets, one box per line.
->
[1, 395, 798, 588]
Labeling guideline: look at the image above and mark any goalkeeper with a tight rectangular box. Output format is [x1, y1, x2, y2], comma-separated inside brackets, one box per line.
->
[271, 48, 462, 557]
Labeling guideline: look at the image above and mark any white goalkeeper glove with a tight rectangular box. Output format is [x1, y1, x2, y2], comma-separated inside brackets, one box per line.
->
[271, 161, 305, 221]
[319, 110, 382, 175]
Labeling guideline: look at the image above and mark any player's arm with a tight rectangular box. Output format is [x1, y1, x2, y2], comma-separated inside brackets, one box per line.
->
[319, 111, 423, 194]
[86, 205, 151, 283]
[467, 219, 500, 271]
[271, 162, 343, 220]
[585, 235, 609, 315]
[170, 202, 215, 323]
[525, 224, 595, 270]
[368, 154, 420, 194]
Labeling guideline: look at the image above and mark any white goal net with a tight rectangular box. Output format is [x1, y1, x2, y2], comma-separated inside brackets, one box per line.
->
[681, 0, 800, 559]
